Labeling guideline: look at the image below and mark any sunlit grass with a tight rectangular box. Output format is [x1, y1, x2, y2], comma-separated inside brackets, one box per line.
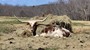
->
[0, 16, 90, 34]
[0, 16, 26, 33]
[72, 20, 90, 26]
[0, 24, 16, 33]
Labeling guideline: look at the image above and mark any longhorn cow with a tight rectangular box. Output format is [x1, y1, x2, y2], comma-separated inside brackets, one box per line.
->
[15, 15, 47, 36]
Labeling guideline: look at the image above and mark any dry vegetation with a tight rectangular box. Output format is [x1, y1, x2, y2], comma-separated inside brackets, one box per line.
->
[0, 16, 90, 50]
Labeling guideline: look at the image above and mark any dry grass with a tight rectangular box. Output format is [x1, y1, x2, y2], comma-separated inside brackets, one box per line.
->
[0, 16, 90, 50]
[72, 20, 90, 34]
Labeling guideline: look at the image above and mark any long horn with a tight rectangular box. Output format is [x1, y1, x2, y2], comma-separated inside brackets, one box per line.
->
[34, 16, 48, 22]
[14, 15, 47, 22]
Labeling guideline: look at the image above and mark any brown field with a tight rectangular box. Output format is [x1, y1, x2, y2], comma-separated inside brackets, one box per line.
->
[0, 17, 90, 50]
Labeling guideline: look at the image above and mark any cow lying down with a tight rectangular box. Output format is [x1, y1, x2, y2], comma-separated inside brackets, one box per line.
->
[35, 25, 71, 38]
[15, 15, 71, 38]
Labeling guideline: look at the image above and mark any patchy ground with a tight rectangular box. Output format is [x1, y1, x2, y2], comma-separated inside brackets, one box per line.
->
[0, 32, 90, 50]
[0, 16, 90, 50]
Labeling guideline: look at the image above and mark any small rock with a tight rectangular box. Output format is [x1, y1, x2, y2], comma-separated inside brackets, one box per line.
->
[73, 47, 75, 48]
[37, 48, 45, 50]
[69, 35, 72, 37]
[8, 38, 14, 40]
[29, 46, 32, 48]
[0, 43, 3, 45]
[9, 41, 15, 44]
[85, 37, 88, 38]
[28, 45, 32, 48]
[78, 38, 80, 40]
[49, 37, 53, 39]
[43, 42, 48, 45]
[80, 45, 83, 47]
[64, 44, 70, 49]
[80, 40, 85, 43]
[66, 44, 69, 47]
[10, 41, 13, 44]
[31, 40, 34, 42]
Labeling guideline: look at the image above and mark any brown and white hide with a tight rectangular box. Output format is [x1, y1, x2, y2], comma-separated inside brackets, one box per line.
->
[39, 25, 71, 38]
[61, 27, 70, 37]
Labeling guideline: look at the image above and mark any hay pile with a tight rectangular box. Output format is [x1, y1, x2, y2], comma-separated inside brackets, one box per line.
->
[30, 14, 72, 34]
[30, 14, 71, 25]
[14, 24, 33, 37]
